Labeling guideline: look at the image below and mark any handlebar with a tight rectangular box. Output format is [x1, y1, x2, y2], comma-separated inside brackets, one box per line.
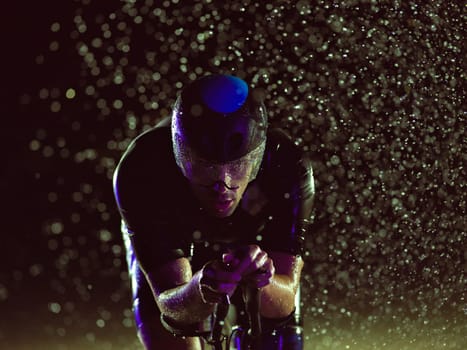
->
[207, 284, 262, 350]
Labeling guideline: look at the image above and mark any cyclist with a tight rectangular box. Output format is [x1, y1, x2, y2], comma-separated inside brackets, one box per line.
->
[113, 74, 314, 349]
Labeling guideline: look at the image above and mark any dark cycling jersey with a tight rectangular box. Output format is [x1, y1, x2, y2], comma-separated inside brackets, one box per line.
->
[113, 118, 314, 338]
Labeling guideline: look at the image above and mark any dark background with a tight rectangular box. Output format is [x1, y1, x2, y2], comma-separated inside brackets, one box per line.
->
[1, 1, 465, 349]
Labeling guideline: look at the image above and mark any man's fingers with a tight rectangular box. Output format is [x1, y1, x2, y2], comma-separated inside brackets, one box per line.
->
[231, 245, 262, 274]
[246, 275, 271, 288]
[222, 253, 240, 269]
[243, 250, 269, 276]
[205, 246, 273, 287]
[240, 248, 271, 276]
[204, 261, 242, 283]
[222, 252, 235, 264]
[244, 272, 273, 288]
[244, 258, 275, 288]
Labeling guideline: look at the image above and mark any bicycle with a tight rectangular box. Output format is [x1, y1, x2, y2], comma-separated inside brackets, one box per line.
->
[205, 285, 304, 350]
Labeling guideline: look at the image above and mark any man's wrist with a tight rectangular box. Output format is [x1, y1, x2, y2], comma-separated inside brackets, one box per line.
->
[198, 263, 231, 304]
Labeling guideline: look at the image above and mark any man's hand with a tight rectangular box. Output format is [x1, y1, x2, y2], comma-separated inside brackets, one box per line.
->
[199, 260, 242, 303]
[222, 245, 275, 289]
[199, 245, 275, 303]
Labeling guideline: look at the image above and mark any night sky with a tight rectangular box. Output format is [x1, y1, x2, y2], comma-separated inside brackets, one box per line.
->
[1, 1, 465, 349]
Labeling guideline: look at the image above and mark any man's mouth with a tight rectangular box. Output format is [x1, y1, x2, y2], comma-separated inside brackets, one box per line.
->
[213, 199, 234, 212]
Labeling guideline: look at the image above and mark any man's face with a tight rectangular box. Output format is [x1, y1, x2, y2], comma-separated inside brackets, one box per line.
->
[179, 141, 265, 217]
[189, 164, 252, 218]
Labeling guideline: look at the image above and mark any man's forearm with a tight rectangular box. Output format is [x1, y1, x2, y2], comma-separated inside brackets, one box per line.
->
[259, 273, 297, 318]
[158, 272, 297, 322]
[153, 270, 216, 324]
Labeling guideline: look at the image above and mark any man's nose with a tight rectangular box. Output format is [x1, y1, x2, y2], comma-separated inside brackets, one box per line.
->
[213, 166, 230, 184]
[212, 181, 229, 193]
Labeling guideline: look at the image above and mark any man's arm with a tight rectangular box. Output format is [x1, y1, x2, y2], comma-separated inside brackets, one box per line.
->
[259, 251, 303, 318]
[142, 246, 302, 324]
[143, 257, 216, 324]
[142, 256, 243, 325]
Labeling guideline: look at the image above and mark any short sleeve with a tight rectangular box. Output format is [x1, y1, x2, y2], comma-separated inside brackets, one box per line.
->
[113, 128, 191, 271]
[259, 130, 315, 256]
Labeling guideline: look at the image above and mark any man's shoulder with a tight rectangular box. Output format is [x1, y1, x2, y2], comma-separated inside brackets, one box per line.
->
[127, 124, 172, 158]
[262, 128, 311, 176]
[115, 124, 173, 173]
[253, 127, 314, 203]
[113, 122, 184, 200]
